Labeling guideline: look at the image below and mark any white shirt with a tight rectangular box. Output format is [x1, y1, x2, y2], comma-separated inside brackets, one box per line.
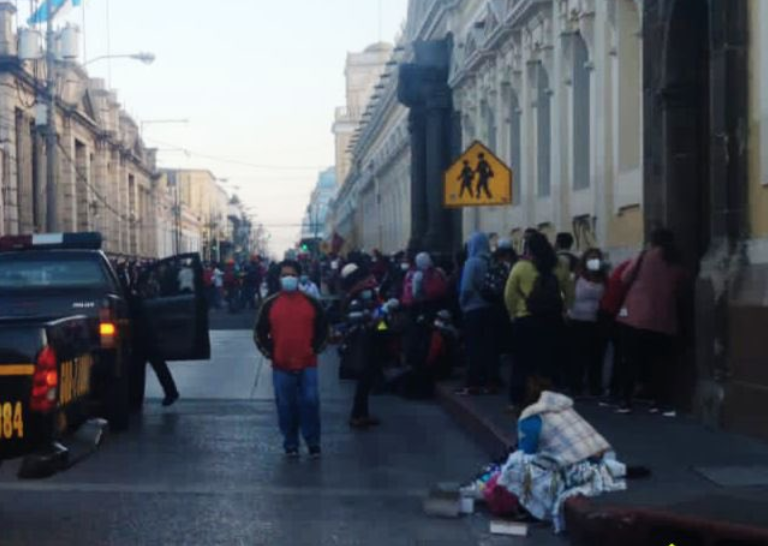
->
[213, 268, 224, 288]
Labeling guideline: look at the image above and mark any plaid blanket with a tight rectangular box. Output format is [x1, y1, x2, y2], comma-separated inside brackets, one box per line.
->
[497, 450, 627, 533]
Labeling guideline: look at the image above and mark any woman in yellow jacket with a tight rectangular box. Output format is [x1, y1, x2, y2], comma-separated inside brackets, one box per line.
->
[504, 232, 574, 410]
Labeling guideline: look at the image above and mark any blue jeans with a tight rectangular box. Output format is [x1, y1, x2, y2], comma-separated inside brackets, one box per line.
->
[272, 367, 321, 450]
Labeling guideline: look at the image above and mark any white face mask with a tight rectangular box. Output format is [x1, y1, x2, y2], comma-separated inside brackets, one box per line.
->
[586, 259, 602, 272]
[400, 263, 410, 272]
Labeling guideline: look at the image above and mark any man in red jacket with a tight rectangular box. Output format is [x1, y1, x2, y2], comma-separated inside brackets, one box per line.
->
[255, 260, 328, 458]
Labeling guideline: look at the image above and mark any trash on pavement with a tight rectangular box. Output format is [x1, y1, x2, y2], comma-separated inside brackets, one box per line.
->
[490, 519, 529, 537]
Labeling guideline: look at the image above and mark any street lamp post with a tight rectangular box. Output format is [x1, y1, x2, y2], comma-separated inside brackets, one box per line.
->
[83, 52, 156, 67]
[44, 1, 57, 232]
[43, 44, 156, 233]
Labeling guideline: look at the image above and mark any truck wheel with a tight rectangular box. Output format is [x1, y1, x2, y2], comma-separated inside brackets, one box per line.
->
[129, 356, 147, 412]
[107, 374, 130, 432]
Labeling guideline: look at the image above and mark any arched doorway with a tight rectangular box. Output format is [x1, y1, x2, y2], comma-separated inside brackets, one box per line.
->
[661, 0, 711, 267]
[659, 0, 711, 411]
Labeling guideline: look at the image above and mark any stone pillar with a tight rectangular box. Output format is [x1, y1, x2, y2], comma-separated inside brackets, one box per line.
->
[407, 107, 427, 250]
[398, 38, 459, 258]
[423, 92, 452, 253]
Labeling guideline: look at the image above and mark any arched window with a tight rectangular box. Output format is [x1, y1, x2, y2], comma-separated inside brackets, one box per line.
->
[573, 33, 591, 190]
[537, 64, 551, 197]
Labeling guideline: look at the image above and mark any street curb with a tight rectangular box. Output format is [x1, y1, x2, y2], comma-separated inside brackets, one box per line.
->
[434, 382, 768, 545]
[434, 383, 514, 459]
[564, 496, 768, 546]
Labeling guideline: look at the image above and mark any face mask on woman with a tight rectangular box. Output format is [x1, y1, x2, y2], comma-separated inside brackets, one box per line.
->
[360, 290, 373, 301]
[400, 263, 410, 272]
[586, 258, 602, 273]
[281, 276, 299, 292]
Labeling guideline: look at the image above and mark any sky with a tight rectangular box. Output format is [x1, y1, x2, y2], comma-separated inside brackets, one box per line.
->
[18, 0, 409, 256]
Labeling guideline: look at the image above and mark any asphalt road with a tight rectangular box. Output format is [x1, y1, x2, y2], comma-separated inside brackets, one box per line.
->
[0, 310, 514, 546]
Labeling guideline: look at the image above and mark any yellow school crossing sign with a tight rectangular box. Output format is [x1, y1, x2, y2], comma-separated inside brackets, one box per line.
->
[444, 141, 513, 208]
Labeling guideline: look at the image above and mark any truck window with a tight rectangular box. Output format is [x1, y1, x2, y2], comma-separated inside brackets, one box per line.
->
[0, 256, 110, 290]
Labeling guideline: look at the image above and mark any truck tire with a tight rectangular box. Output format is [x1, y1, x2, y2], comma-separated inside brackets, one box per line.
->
[129, 354, 147, 412]
[106, 373, 130, 432]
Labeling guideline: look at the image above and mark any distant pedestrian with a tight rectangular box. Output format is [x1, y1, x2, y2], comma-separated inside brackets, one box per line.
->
[483, 238, 519, 390]
[555, 233, 579, 275]
[504, 232, 572, 410]
[456, 232, 495, 396]
[615, 229, 687, 417]
[212, 264, 224, 309]
[567, 248, 608, 398]
[254, 260, 329, 458]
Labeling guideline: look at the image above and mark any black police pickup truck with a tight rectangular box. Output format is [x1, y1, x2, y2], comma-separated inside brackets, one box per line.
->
[0, 232, 210, 477]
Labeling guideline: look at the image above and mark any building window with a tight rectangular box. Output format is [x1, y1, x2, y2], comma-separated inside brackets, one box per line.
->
[537, 64, 552, 198]
[573, 33, 591, 190]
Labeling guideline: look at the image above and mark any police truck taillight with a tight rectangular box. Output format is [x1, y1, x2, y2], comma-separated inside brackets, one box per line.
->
[30, 346, 58, 413]
[99, 307, 117, 349]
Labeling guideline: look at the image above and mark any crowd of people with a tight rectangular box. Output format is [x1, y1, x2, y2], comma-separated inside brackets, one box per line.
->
[252, 226, 688, 462]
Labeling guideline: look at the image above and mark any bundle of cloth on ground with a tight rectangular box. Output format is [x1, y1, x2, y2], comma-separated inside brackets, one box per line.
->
[487, 391, 627, 533]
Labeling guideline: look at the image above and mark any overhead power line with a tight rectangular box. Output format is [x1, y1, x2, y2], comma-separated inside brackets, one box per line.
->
[146, 137, 327, 172]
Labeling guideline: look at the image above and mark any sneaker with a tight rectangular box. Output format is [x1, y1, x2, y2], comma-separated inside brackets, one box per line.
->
[284, 448, 300, 459]
[364, 417, 381, 427]
[662, 410, 677, 418]
[648, 406, 661, 414]
[598, 397, 619, 408]
[615, 405, 633, 415]
[308, 446, 322, 459]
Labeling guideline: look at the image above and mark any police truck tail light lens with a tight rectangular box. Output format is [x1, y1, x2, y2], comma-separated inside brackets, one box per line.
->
[31, 346, 58, 413]
[100, 323, 116, 336]
[99, 308, 117, 348]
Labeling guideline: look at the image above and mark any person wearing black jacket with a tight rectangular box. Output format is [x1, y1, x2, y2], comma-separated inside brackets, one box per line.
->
[126, 276, 179, 408]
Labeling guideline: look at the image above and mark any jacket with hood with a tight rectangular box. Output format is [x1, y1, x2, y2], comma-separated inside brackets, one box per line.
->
[459, 232, 492, 313]
[518, 391, 611, 466]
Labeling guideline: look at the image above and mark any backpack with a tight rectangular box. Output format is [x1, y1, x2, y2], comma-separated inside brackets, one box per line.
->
[481, 261, 510, 303]
[526, 271, 563, 318]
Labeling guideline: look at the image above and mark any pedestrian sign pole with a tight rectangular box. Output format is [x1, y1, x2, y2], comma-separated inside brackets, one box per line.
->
[443, 141, 513, 208]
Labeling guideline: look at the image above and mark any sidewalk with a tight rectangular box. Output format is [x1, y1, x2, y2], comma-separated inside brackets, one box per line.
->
[436, 381, 768, 542]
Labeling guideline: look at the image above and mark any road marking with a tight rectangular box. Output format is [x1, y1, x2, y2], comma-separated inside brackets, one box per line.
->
[0, 364, 35, 376]
[0, 481, 426, 499]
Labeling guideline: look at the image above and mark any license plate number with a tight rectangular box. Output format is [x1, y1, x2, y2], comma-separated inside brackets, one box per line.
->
[0, 401, 24, 440]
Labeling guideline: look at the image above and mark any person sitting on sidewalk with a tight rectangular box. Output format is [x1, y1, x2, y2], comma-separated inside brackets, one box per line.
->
[494, 378, 628, 533]
[254, 260, 329, 458]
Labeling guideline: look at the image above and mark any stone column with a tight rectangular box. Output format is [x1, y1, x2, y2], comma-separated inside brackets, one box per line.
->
[407, 107, 427, 251]
[423, 91, 452, 253]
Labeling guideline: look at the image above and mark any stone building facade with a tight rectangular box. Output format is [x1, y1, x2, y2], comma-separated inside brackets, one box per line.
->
[450, 0, 643, 261]
[0, 2, 164, 258]
[332, 43, 394, 189]
[332, 0, 768, 438]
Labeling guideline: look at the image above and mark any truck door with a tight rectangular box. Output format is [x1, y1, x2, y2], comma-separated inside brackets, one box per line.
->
[135, 254, 210, 361]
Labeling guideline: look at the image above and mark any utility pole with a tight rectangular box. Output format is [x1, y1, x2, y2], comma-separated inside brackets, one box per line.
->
[45, 1, 58, 232]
